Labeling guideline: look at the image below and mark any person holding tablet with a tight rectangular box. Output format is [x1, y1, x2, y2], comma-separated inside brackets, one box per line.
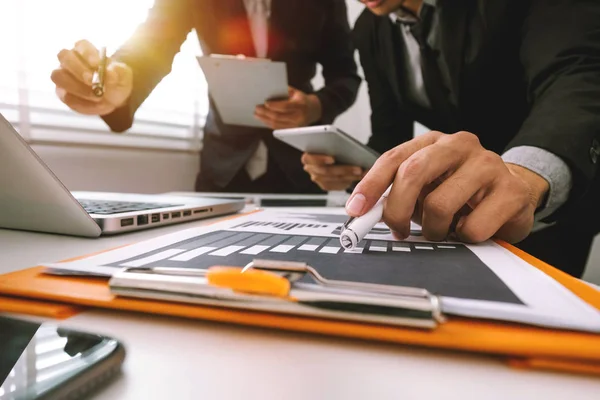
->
[51, 0, 360, 194]
[302, 0, 600, 278]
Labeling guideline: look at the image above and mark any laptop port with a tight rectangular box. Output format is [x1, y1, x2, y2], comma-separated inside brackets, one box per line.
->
[120, 218, 134, 227]
[163, 213, 170, 219]
[183, 210, 191, 217]
[172, 212, 181, 218]
[193, 208, 208, 214]
[137, 215, 148, 225]
[151, 213, 160, 223]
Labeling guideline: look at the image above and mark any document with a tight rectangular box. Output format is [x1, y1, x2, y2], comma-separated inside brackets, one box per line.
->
[43, 209, 600, 332]
[197, 55, 288, 128]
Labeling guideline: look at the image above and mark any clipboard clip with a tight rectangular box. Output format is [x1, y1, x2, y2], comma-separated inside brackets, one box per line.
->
[119, 258, 445, 327]
[242, 259, 430, 299]
[241, 259, 444, 325]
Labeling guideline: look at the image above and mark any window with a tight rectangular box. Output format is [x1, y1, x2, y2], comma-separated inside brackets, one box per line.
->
[0, 0, 208, 151]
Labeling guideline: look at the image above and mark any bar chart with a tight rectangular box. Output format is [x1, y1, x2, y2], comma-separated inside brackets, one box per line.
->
[110, 230, 523, 304]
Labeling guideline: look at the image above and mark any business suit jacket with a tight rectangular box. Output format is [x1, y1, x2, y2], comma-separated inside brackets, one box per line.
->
[102, 0, 360, 193]
[353, 0, 600, 277]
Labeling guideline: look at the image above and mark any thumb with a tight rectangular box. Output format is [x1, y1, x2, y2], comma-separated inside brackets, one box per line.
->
[288, 86, 304, 102]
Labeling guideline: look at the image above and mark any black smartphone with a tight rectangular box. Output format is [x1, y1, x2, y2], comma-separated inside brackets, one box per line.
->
[0, 315, 125, 400]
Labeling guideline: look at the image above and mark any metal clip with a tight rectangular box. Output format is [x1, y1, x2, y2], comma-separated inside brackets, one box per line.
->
[243, 259, 430, 298]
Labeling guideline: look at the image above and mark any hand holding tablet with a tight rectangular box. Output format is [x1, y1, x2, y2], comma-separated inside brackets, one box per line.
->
[274, 125, 379, 191]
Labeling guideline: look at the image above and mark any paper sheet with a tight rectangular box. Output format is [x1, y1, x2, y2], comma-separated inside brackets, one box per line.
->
[44, 209, 600, 332]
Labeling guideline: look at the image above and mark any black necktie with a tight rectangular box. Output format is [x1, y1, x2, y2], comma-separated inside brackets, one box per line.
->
[403, 6, 457, 130]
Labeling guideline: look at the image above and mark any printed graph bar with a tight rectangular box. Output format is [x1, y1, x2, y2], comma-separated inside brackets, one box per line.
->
[231, 221, 257, 229]
[415, 245, 434, 250]
[369, 241, 388, 252]
[260, 235, 291, 247]
[270, 245, 295, 253]
[298, 244, 319, 251]
[344, 240, 365, 254]
[170, 247, 217, 261]
[319, 238, 341, 254]
[392, 243, 411, 252]
[121, 249, 186, 267]
[209, 245, 247, 257]
[179, 231, 240, 250]
[299, 237, 327, 251]
[269, 236, 308, 253]
[235, 233, 272, 247]
[208, 232, 254, 249]
[241, 245, 270, 255]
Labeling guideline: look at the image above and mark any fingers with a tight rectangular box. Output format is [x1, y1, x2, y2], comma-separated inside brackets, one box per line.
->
[57, 49, 95, 86]
[311, 178, 358, 191]
[264, 99, 299, 113]
[382, 148, 461, 238]
[304, 164, 363, 179]
[348, 131, 443, 217]
[51, 68, 101, 102]
[456, 179, 533, 243]
[74, 40, 101, 69]
[301, 153, 335, 166]
[255, 105, 301, 129]
[419, 151, 500, 241]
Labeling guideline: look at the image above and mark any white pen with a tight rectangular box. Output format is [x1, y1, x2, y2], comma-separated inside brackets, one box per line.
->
[339, 186, 392, 250]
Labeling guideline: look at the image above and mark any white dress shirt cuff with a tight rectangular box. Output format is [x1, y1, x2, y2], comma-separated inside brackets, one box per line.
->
[502, 145, 573, 226]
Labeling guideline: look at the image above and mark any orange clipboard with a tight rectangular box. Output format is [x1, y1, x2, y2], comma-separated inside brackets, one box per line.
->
[0, 239, 599, 377]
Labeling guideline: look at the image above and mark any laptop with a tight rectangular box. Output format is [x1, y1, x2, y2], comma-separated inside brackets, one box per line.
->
[0, 113, 245, 237]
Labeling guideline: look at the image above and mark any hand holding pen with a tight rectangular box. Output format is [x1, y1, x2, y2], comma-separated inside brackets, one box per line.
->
[340, 131, 543, 247]
[51, 40, 133, 116]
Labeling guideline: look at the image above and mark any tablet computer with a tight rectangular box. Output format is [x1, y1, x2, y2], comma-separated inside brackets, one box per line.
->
[273, 125, 380, 169]
[197, 55, 289, 128]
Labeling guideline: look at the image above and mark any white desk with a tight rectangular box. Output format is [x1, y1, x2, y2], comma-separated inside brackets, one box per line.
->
[1, 210, 600, 400]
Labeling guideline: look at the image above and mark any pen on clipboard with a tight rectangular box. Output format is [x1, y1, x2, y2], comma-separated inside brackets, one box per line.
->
[92, 46, 107, 97]
[340, 185, 392, 250]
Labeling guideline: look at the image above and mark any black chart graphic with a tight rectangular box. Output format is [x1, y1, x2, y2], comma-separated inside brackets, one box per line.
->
[109, 230, 523, 304]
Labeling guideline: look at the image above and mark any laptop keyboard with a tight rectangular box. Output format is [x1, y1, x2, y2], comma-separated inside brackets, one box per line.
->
[78, 199, 183, 215]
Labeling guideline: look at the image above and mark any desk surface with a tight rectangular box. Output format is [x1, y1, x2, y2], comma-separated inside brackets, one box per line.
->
[1, 208, 600, 399]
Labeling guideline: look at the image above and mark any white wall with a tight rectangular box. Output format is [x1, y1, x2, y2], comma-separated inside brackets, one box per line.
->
[31, 144, 199, 194]
[315, 1, 371, 143]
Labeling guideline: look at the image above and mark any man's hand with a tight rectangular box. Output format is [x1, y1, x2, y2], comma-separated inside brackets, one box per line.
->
[301, 153, 365, 191]
[345, 131, 550, 243]
[51, 40, 133, 116]
[254, 87, 322, 129]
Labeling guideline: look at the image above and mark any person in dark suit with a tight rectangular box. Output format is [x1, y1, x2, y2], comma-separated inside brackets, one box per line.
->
[51, 0, 361, 194]
[302, 0, 600, 277]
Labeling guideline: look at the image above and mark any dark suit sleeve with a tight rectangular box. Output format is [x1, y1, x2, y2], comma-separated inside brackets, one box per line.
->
[101, 0, 194, 132]
[313, 0, 362, 124]
[506, 0, 600, 204]
[352, 12, 413, 154]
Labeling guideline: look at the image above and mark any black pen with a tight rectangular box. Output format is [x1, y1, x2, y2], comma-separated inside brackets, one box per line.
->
[92, 46, 107, 97]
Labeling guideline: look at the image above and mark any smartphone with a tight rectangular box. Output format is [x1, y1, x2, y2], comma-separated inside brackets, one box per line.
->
[0, 316, 125, 400]
[273, 125, 380, 169]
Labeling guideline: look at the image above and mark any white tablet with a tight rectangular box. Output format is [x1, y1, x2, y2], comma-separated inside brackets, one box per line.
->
[197, 55, 289, 128]
[273, 125, 380, 169]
